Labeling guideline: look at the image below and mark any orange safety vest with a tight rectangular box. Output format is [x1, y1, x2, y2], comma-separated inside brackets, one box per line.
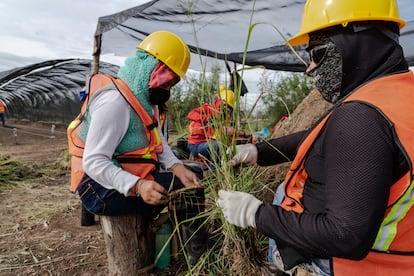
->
[280, 71, 414, 275]
[187, 101, 240, 145]
[67, 73, 163, 194]
[187, 103, 216, 144]
[0, 102, 5, 113]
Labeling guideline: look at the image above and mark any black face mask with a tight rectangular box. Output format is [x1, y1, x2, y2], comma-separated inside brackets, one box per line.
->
[307, 34, 342, 104]
[149, 88, 171, 105]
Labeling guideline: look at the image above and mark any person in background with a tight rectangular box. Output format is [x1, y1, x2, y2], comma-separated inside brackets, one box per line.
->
[0, 100, 6, 127]
[187, 86, 250, 163]
[74, 31, 207, 266]
[217, 0, 414, 275]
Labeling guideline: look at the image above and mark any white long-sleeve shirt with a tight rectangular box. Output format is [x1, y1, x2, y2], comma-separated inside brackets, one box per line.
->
[82, 89, 182, 196]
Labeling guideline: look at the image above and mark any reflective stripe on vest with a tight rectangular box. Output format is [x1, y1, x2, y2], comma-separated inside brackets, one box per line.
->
[280, 71, 414, 274]
[344, 72, 414, 253]
[374, 179, 414, 251]
[67, 73, 162, 192]
[334, 72, 414, 275]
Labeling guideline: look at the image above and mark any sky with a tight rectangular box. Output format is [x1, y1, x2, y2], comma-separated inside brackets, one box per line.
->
[1, 0, 412, 108]
[1, 0, 413, 72]
[0, 0, 275, 110]
[0, 0, 147, 71]
[0, 0, 273, 102]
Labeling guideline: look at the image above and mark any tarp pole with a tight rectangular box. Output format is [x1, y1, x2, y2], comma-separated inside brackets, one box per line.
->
[91, 35, 102, 75]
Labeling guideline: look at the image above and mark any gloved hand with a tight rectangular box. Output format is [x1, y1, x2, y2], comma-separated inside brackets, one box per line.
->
[228, 144, 258, 167]
[217, 190, 262, 228]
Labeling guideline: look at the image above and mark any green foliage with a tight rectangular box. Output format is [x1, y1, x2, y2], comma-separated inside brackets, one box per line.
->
[167, 65, 222, 136]
[161, 58, 272, 274]
[260, 72, 313, 128]
[156, 5, 313, 273]
[173, 71, 312, 275]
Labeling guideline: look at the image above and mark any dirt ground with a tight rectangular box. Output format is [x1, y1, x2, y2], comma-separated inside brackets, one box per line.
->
[0, 120, 108, 275]
[0, 92, 330, 275]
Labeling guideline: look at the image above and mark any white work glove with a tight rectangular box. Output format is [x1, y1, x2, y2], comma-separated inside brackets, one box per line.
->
[228, 144, 258, 167]
[217, 190, 262, 228]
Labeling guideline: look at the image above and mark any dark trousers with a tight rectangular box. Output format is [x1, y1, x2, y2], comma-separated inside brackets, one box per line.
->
[187, 141, 219, 162]
[77, 171, 201, 217]
[0, 113, 4, 126]
[77, 170, 207, 266]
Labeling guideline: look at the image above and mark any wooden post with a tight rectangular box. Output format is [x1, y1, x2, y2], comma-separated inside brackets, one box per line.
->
[100, 214, 155, 275]
[13, 128, 17, 144]
[89, 34, 156, 275]
[91, 34, 101, 75]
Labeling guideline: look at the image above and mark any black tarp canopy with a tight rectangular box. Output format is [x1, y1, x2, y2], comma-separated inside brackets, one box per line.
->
[0, 59, 119, 120]
[1, 0, 413, 120]
[94, 0, 414, 73]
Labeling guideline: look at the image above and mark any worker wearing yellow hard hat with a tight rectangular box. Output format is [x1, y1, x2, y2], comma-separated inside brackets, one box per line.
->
[218, 85, 235, 109]
[137, 30, 190, 79]
[70, 29, 208, 269]
[218, 1, 414, 275]
[288, 0, 405, 47]
[187, 85, 250, 165]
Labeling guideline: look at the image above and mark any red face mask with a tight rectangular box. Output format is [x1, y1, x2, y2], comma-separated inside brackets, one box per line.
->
[149, 63, 179, 89]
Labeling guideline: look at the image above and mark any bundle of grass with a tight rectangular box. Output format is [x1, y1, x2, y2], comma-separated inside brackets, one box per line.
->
[0, 154, 36, 187]
[159, 5, 317, 272]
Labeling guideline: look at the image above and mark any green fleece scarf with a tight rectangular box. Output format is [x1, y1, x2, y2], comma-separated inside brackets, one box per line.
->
[118, 49, 159, 114]
[78, 50, 159, 157]
[113, 50, 159, 154]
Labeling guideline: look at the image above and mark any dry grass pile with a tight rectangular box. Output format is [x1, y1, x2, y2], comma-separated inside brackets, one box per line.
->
[0, 152, 69, 187]
[0, 154, 36, 186]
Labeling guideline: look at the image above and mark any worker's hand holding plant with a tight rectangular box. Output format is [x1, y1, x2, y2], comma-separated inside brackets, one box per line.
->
[138, 179, 170, 205]
[217, 190, 262, 228]
[228, 144, 258, 167]
[170, 163, 202, 188]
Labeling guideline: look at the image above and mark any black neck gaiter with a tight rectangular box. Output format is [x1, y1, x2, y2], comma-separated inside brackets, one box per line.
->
[309, 23, 408, 103]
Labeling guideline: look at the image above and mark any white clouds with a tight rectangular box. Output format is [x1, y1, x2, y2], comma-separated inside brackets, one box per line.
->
[1, 35, 59, 59]
[0, 0, 275, 100]
[0, 0, 148, 71]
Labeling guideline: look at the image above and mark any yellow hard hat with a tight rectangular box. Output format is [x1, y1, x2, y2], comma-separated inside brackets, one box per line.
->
[288, 0, 406, 46]
[219, 85, 235, 109]
[137, 31, 191, 79]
